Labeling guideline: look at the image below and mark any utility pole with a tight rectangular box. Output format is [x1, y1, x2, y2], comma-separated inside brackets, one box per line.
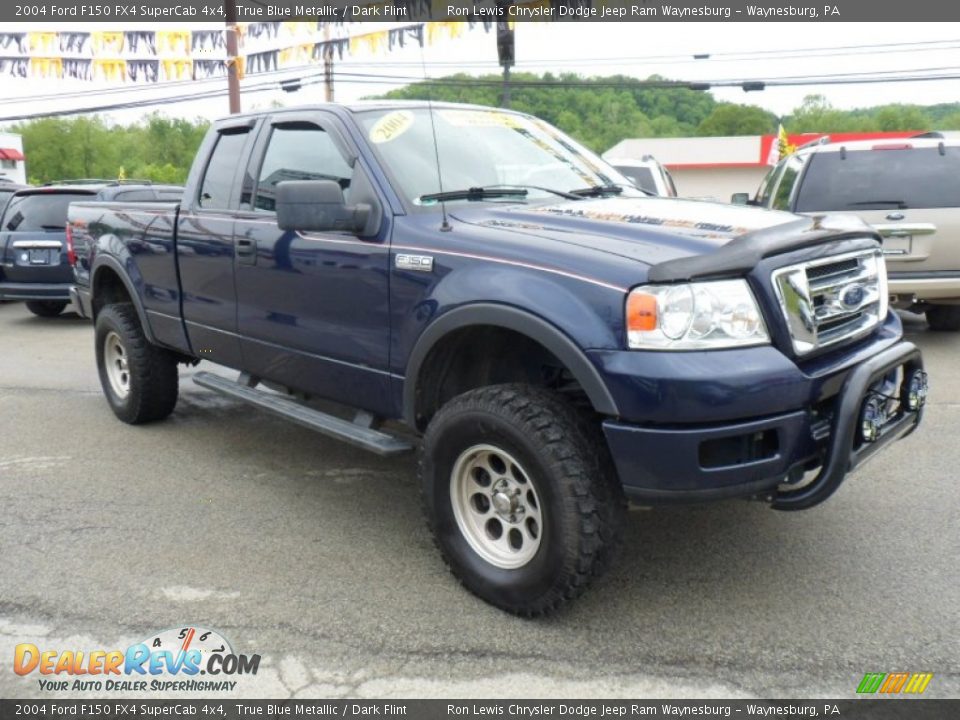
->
[224, 0, 241, 114]
[323, 24, 334, 102]
[495, 7, 514, 108]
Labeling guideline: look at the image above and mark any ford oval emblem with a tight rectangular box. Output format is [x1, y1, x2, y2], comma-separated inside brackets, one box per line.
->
[839, 283, 866, 309]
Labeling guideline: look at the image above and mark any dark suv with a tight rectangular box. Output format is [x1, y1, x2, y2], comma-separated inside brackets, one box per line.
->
[0, 182, 181, 317]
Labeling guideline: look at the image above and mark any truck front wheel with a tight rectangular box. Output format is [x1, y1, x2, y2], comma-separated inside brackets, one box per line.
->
[420, 384, 625, 616]
[95, 303, 179, 424]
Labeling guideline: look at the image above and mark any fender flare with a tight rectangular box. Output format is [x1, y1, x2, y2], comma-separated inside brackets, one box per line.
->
[90, 255, 157, 344]
[403, 303, 619, 426]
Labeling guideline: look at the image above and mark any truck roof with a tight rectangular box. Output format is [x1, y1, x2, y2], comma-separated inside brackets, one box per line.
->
[217, 100, 522, 124]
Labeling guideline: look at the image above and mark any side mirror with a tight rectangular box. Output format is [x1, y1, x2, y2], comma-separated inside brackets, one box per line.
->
[276, 180, 370, 233]
[730, 192, 751, 206]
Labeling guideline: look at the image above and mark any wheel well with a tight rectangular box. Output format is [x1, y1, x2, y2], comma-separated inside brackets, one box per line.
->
[413, 325, 589, 430]
[91, 267, 132, 318]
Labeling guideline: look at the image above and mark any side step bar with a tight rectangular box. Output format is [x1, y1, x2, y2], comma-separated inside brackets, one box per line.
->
[192, 371, 414, 457]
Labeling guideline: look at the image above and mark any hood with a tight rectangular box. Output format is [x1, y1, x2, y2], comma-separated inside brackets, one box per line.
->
[450, 196, 800, 266]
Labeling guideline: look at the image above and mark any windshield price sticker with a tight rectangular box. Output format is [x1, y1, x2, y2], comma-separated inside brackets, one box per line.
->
[369, 111, 415, 144]
[438, 110, 527, 129]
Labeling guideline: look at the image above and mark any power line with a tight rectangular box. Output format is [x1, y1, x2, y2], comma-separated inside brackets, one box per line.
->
[5, 64, 960, 123]
[2, 36, 958, 108]
[333, 38, 960, 68]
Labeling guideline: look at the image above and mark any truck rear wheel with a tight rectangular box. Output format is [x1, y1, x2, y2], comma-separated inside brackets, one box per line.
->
[926, 305, 960, 331]
[95, 303, 179, 424]
[26, 300, 68, 317]
[420, 384, 625, 616]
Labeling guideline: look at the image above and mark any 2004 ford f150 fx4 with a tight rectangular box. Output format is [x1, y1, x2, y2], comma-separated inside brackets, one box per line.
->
[68, 102, 927, 615]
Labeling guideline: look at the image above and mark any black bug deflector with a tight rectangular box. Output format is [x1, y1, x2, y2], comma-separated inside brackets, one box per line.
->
[772, 341, 925, 511]
[648, 214, 881, 283]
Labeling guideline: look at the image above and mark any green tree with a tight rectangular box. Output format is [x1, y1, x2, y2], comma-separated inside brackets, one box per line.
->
[695, 103, 777, 136]
[873, 105, 931, 132]
[7, 113, 208, 185]
[786, 95, 874, 133]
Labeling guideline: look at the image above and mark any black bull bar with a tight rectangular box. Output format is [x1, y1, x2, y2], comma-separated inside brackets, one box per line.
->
[773, 341, 925, 511]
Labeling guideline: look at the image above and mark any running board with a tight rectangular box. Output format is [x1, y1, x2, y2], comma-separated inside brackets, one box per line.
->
[192, 371, 413, 457]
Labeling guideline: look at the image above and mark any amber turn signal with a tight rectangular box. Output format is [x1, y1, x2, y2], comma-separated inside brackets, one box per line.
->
[626, 291, 658, 332]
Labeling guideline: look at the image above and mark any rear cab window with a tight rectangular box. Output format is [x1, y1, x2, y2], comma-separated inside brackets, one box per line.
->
[2, 191, 95, 232]
[795, 146, 960, 211]
[199, 129, 251, 209]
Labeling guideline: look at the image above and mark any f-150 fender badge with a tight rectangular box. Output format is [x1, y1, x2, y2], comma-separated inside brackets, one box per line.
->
[395, 254, 434, 272]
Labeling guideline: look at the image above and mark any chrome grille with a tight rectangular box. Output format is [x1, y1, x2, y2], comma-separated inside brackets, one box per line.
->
[772, 248, 887, 355]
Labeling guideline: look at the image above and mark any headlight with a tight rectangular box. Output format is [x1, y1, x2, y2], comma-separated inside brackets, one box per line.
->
[626, 280, 769, 350]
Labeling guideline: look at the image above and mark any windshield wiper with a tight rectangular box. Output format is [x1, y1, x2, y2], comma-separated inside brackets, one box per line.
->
[419, 187, 528, 203]
[845, 200, 908, 208]
[484, 184, 583, 200]
[569, 184, 624, 198]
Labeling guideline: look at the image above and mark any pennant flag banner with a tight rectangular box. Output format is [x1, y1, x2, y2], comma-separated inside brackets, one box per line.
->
[0, 15, 492, 84]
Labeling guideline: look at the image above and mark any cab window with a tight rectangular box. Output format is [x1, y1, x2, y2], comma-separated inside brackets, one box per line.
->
[253, 122, 353, 213]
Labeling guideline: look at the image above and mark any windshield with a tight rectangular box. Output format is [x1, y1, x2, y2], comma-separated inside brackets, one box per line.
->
[355, 107, 642, 205]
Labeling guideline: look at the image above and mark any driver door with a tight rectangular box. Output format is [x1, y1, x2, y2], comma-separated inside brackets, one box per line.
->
[233, 111, 392, 413]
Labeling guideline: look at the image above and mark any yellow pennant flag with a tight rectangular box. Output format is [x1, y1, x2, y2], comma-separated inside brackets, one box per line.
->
[161, 58, 193, 81]
[93, 59, 128, 82]
[30, 57, 63, 79]
[27, 32, 57, 54]
[91, 31, 125, 56]
[156, 31, 191, 55]
[349, 30, 388, 56]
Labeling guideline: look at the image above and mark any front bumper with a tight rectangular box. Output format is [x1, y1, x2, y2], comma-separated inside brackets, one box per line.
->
[601, 339, 924, 509]
[0, 281, 72, 301]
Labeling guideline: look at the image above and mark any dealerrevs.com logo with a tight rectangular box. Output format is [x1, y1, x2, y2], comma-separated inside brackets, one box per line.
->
[13, 626, 260, 693]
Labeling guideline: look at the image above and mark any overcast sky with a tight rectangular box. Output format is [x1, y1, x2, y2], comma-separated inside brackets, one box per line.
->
[0, 21, 957, 125]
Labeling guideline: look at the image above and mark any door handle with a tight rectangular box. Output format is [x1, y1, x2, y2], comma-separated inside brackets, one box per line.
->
[885, 212, 905, 221]
[236, 238, 257, 265]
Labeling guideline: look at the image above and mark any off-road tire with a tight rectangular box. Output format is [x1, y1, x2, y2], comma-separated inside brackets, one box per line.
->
[926, 305, 960, 332]
[95, 303, 179, 424]
[420, 384, 626, 617]
[26, 300, 68, 317]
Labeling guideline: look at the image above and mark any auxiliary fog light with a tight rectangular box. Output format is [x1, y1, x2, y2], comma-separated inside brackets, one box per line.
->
[859, 396, 885, 444]
[904, 369, 929, 412]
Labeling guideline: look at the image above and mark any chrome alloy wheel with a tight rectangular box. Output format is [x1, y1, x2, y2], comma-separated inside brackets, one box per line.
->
[450, 444, 544, 569]
[104, 330, 131, 399]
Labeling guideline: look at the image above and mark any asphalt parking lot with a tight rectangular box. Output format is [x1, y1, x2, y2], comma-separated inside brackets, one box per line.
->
[0, 300, 957, 699]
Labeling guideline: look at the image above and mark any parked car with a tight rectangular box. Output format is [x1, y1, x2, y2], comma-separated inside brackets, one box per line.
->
[606, 155, 678, 196]
[0, 182, 181, 317]
[70, 103, 925, 615]
[737, 136, 960, 330]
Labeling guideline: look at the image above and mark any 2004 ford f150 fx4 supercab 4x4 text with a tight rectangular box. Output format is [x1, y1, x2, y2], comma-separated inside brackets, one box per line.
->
[68, 102, 927, 615]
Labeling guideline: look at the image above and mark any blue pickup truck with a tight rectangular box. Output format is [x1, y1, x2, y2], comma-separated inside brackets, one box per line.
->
[69, 102, 927, 615]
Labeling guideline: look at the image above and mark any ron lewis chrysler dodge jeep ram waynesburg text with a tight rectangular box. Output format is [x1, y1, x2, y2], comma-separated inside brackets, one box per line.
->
[68, 103, 927, 615]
